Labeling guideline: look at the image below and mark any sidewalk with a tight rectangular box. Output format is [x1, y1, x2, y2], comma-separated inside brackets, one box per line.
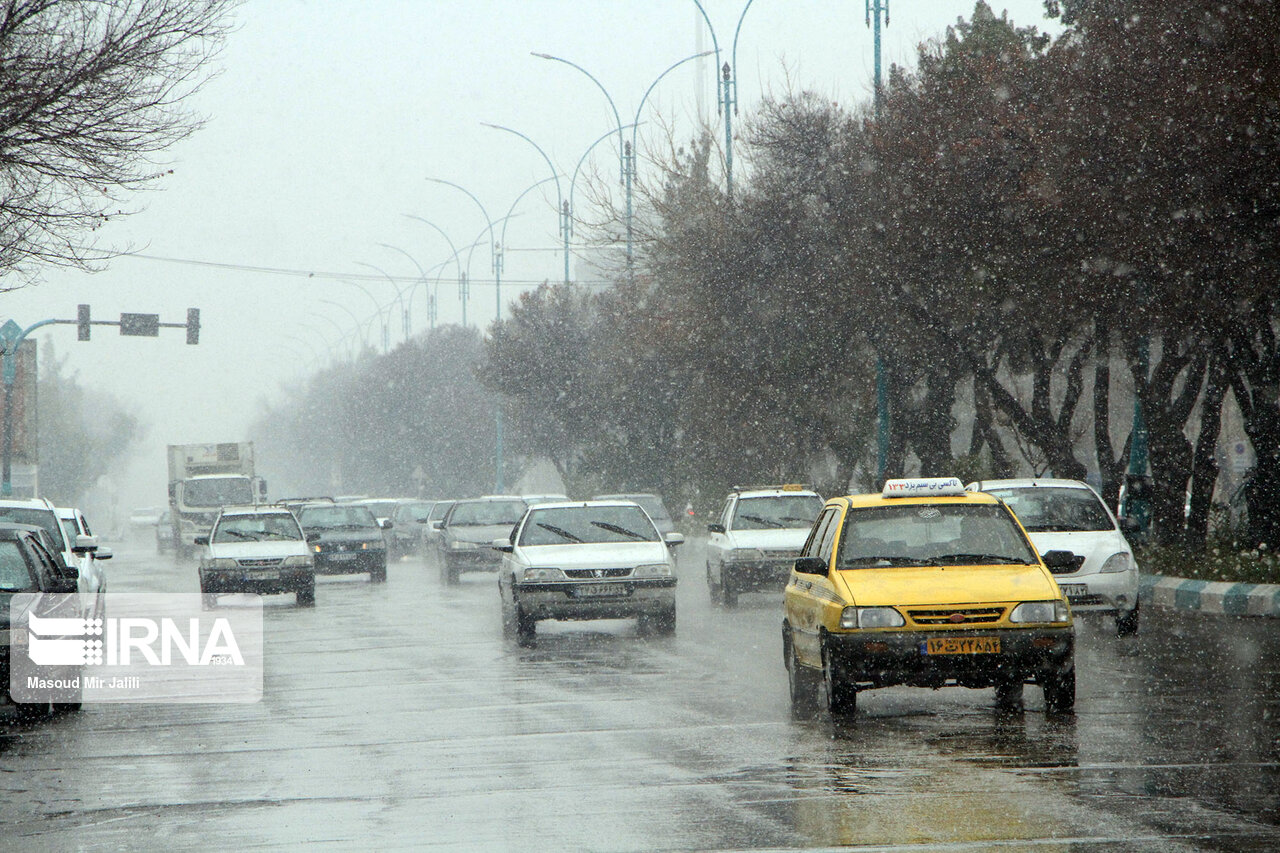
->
[1139, 574, 1280, 617]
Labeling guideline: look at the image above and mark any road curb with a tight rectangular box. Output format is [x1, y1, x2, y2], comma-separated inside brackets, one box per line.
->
[1139, 574, 1280, 618]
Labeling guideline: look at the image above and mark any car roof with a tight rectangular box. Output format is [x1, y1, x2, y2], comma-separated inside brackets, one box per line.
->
[732, 488, 821, 500]
[593, 493, 660, 500]
[219, 504, 292, 516]
[527, 499, 642, 510]
[0, 497, 55, 510]
[967, 478, 1097, 492]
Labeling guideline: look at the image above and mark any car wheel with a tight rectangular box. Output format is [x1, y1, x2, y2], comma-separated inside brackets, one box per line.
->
[515, 605, 536, 647]
[296, 578, 316, 608]
[785, 629, 821, 718]
[994, 676, 1025, 710]
[722, 579, 739, 608]
[706, 563, 723, 605]
[14, 699, 50, 724]
[370, 564, 387, 583]
[822, 642, 857, 717]
[441, 560, 459, 585]
[640, 603, 677, 637]
[1042, 667, 1076, 713]
[1116, 603, 1140, 637]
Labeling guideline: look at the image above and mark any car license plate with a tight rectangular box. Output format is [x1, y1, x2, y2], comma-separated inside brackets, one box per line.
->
[922, 637, 1000, 655]
[247, 570, 279, 580]
[1060, 583, 1089, 598]
[575, 584, 623, 598]
[330, 552, 357, 562]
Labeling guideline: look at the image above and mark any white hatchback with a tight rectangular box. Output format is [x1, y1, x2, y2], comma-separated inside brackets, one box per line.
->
[968, 478, 1140, 635]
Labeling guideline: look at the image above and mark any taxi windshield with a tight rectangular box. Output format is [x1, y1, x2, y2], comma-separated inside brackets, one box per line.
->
[836, 503, 1037, 568]
[985, 487, 1115, 533]
[732, 495, 823, 530]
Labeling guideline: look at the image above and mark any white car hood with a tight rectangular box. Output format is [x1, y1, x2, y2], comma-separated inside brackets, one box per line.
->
[727, 528, 811, 552]
[516, 541, 670, 569]
[208, 540, 310, 560]
[1025, 530, 1133, 572]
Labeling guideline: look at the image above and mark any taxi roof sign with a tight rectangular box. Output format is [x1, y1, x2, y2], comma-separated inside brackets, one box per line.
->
[882, 477, 966, 498]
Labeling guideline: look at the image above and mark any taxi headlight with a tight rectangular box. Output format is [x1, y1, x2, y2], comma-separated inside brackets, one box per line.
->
[728, 548, 764, 563]
[841, 606, 905, 629]
[282, 555, 313, 569]
[633, 563, 671, 578]
[1100, 552, 1130, 573]
[1010, 600, 1070, 623]
[521, 567, 564, 582]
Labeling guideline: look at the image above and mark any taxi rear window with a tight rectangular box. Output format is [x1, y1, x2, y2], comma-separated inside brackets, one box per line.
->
[836, 504, 1036, 568]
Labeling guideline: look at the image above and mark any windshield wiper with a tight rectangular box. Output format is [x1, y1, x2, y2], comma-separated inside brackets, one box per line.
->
[932, 553, 1032, 565]
[739, 515, 783, 528]
[590, 521, 647, 540]
[220, 530, 257, 541]
[842, 556, 940, 567]
[1025, 523, 1096, 532]
[780, 516, 815, 524]
[536, 523, 583, 543]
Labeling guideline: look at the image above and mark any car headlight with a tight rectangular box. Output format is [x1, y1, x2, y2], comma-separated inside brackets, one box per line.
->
[450, 540, 478, 551]
[282, 555, 313, 568]
[633, 563, 671, 578]
[207, 557, 237, 570]
[1100, 552, 1131, 573]
[360, 540, 385, 550]
[1010, 600, 1070, 623]
[728, 548, 764, 563]
[521, 567, 564, 582]
[840, 606, 906, 629]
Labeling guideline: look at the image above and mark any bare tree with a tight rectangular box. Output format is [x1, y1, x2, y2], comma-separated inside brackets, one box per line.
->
[0, 0, 236, 287]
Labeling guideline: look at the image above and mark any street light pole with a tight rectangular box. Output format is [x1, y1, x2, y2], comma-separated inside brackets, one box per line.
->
[338, 277, 392, 353]
[355, 261, 410, 345]
[477, 125, 568, 286]
[693, 0, 758, 201]
[869, 0, 891, 483]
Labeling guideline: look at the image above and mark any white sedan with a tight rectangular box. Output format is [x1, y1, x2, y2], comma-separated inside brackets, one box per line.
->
[496, 501, 684, 646]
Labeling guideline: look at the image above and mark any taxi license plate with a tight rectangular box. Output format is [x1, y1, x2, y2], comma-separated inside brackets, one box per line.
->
[922, 637, 1000, 655]
[247, 570, 279, 580]
[574, 584, 624, 598]
[1060, 584, 1089, 598]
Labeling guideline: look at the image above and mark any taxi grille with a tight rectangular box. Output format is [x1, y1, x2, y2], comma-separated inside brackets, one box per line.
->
[237, 558, 283, 568]
[908, 607, 1005, 626]
[564, 568, 632, 579]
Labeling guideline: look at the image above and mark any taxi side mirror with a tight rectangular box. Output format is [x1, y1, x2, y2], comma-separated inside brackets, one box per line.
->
[95, 546, 113, 561]
[706, 523, 725, 535]
[794, 556, 828, 575]
[194, 535, 209, 546]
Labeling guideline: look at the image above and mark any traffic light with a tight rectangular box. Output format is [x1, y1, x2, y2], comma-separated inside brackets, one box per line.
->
[77, 304, 90, 341]
[186, 308, 200, 345]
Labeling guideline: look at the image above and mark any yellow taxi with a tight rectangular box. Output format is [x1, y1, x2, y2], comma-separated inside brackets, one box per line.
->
[783, 477, 1075, 716]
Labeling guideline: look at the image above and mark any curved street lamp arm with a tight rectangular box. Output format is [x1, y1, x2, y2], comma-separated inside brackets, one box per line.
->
[690, 1, 724, 115]
[318, 298, 374, 349]
[731, 0, 759, 113]
[631, 50, 717, 165]
[479, 123, 564, 237]
[570, 123, 638, 239]
[500, 176, 558, 253]
[531, 52, 626, 183]
[424, 178, 497, 275]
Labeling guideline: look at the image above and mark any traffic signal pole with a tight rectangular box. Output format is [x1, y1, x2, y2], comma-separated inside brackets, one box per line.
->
[0, 306, 200, 496]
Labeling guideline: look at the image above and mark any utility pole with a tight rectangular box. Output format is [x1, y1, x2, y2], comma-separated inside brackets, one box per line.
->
[870, 0, 891, 484]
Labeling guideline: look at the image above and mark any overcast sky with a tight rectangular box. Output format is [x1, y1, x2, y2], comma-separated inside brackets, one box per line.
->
[1, 0, 1061, 507]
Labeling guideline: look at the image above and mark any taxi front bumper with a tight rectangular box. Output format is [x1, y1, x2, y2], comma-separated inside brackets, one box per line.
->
[826, 626, 1074, 689]
[514, 578, 676, 621]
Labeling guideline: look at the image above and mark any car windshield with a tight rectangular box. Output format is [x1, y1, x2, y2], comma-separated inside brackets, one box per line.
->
[59, 518, 79, 545]
[184, 477, 253, 508]
[599, 495, 671, 522]
[986, 487, 1116, 533]
[836, 503, 1038, 568]
[394, 502, 433, 523]
[360, 501, 398, 519]
[0, 508, 66, 552]
[0, 541, 35, 591]
[448, 500, 527, 527]
[732, 495, 823, 530]
[427, 501, 454, 522]
[519, 505, 660, 546]
[212, 514, 302, 543]
[299, 505, 379, 530]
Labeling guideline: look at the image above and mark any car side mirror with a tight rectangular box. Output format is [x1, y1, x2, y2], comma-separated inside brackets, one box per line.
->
[431, 520, 443, 530]
[194, 535, 209, 546]
[793, 556, 828, 575]
[71, 533, 99, 554]
[490, 538, 513, 553]
[380, 519, 394, 530]
[49, 575, 78, 594]
[663, 532, 685, 547]
[306, 531, 320, 543]
[707, 523, 725, 535]
[1041, 550, 1077, 569]
[95, 546, 113, 561]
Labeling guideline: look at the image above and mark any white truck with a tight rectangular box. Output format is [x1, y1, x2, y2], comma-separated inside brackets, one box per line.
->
[167, 442, 267, 558]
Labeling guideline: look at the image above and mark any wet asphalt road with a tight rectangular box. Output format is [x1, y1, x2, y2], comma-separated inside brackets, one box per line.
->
[2, 538, 1278, 851]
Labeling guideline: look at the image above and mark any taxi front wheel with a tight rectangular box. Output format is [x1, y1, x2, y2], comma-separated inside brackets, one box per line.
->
[785, 632, 820, 717]
[822, 643, 857, 716]
[1042, 667, 1076, 713]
